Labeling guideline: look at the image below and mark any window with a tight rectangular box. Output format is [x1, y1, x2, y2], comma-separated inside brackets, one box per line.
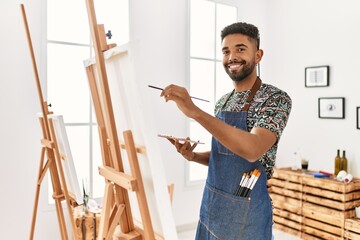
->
[188, 0, 237, 183]
[46, 0, 129, 202]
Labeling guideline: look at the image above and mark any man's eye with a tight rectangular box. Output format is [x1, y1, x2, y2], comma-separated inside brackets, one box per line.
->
[238, 48, 245, 52]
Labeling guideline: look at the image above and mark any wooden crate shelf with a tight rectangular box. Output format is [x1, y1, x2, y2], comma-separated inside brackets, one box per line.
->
[344, 218, 360, 239]
[274, 222, 302, 238]
[268, 168, 360, 240]
[302, 202, 354, 227]
[273, 208, 302, 223]
[302, 225, 343, 240]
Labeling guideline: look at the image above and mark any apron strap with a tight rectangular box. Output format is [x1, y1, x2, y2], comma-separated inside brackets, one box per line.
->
[242, 77, 262, 112]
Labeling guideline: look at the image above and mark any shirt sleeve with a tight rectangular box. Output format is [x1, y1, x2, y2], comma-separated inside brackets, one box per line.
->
[253, 91, 292, 140]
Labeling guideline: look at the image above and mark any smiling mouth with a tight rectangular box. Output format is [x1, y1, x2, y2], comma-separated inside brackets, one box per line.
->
[228, 64, 242, 70]
[227, 61, 245, 70]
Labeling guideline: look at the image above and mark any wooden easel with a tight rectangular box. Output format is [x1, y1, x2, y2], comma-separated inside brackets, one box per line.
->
[84, 0, 156, 239]
[21, 4, 78, 240]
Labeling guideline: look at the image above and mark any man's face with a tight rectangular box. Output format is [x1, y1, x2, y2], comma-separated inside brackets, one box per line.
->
[221, 33, 259, 82]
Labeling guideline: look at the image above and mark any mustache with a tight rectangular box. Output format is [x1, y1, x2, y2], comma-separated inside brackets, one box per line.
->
[227, 60, 246, 65]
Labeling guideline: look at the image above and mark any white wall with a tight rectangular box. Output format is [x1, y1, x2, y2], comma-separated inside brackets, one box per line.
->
[1, 0, 360, 239]
[0, 0, 59, 239]
[240, 0, 360, 177]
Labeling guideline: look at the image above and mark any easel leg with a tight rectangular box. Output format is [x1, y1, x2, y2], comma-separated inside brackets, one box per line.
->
[106, 204, 125, 240]
[48, 146, 68, 240]
[123, 130, 155, 240]
[29, 147, 46, 240]
[54, 198, 68, 239]
[30, 147, 69, 239]
[99, 182, 113, 239]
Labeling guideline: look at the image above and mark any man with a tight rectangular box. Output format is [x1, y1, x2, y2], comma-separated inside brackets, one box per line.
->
[161, 22, 291, 239]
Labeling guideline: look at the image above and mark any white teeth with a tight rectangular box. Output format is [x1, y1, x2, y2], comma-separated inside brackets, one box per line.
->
[229, 64, 241, 69]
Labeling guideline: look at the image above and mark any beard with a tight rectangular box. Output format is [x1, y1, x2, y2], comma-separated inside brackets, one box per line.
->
[224, 60, 256, 82]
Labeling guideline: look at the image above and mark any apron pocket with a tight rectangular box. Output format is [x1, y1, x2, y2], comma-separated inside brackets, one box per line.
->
[208, 187, 250, 238]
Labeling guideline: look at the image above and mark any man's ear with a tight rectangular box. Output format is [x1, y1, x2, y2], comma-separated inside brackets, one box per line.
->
[255, 49, 264, 63]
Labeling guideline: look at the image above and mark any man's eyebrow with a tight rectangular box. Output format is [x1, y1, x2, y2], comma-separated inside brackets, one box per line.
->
[222, 43, 248, 51]
[235, 43, 248, 48]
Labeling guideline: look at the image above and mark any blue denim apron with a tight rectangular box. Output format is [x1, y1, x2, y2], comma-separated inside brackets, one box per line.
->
[195, 78, 272, 240]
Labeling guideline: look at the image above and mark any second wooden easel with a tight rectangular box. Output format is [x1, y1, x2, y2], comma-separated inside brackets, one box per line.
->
[21, 4, 78, 240]
[84, 0, 156, 239]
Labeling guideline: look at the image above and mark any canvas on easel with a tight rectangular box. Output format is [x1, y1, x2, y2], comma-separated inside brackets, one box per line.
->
[84, 44, 178, 239]
[49, 114, 83, 205]
[84, 0, 178, 239]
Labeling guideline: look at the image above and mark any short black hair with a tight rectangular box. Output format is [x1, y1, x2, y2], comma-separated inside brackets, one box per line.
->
[221, 22, 260, 49]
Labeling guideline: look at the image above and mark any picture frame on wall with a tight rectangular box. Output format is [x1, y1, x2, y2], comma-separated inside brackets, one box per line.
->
[357, 107, 360, 129]
[318, 97, 345, 119]
[305, 65, 329, 87]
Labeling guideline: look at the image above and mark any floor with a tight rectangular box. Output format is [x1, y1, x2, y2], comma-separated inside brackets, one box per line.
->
[177, 227, 301, 240]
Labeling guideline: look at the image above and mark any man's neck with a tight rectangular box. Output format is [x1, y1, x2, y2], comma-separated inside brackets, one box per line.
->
[233, 74, 258, 92]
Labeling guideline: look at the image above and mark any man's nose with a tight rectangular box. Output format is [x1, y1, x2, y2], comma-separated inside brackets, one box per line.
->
[229, 51, 238, 61]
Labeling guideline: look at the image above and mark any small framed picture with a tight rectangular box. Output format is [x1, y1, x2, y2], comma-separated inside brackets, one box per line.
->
[305, 66, 329, 87]
[318, 97, 345, 119]
[357, 107, 360, 129]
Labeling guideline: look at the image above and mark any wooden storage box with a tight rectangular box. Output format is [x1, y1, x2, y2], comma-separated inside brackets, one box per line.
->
[302, 174, 359, 239]
[302, 175, 360, 211]
[268, 168, 360, 240]
[73, 207, 101, 240]
[344, 218, 360, 239]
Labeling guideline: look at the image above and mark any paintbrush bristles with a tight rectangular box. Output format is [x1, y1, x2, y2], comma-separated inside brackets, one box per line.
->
[234, 168, 261, 197]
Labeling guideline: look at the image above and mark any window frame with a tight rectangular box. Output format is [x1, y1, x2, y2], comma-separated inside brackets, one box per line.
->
[185, 0, 238, 187]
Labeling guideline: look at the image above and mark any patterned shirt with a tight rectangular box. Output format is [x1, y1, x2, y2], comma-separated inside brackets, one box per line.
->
[214, 82, 292, 179]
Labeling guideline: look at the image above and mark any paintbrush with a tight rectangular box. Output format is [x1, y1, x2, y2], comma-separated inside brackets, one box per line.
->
[148, 85, 210, 102]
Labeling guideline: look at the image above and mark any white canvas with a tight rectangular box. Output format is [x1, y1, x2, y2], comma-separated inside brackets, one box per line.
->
[49, 114, 83, 205]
